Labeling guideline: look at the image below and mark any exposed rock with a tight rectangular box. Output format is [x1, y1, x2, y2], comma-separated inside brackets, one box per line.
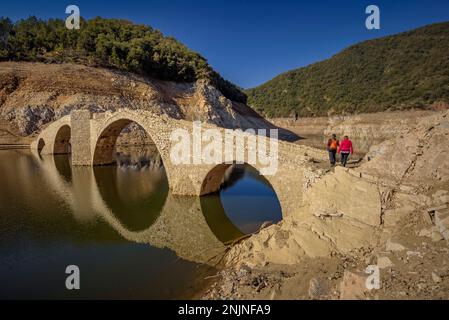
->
[202, 111, 449, 300]
[433, 190, 449, 204]
[339, 271, 368, 300]
[0, 62, 296, 141]
[304, 166, 382, 227]
[432, 272, 442, 283]
[308, 277, 330, 299]
[377, 257, 394, 269]
[432, 231, 444, 242]
[434, 209, 449, 241]
[418, 228, 433, 238]
[386, 239, 407, 252]
[360, 110, 449, 186]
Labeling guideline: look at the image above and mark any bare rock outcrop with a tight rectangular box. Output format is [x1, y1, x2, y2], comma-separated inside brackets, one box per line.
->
[0, 62, 296, 140]
[225, 110, 449, 269]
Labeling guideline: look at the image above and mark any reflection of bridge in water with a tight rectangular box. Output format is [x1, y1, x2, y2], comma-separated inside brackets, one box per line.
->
[30, 149, 246, 265]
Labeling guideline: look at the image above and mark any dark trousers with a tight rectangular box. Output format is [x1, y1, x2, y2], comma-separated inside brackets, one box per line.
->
[328, 150, 337, 165]
[341, 152, 350, 167]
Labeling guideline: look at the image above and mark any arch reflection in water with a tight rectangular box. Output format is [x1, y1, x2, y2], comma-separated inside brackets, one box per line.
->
[34, 150, 226, 264]
[49, 152, 283, 257]
[1, 150, 215, 299]
[201, 164, 283, 243]
[93, 164, 168, 232]
[54, 154, 72, 182]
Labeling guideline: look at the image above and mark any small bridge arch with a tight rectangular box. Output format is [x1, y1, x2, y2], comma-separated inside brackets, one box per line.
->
[30, 115, 71, 156]
[37, 138, 46, 154]
[53, 124, 71, 154]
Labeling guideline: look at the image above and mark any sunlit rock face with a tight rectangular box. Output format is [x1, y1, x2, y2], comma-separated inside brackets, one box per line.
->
[225, 111, 449, 268]
[0, 61, 296, 141]
[362, 110, 449, 186]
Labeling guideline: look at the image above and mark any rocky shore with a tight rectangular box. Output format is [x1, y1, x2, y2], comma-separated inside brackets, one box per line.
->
[203, 110, 449, 300]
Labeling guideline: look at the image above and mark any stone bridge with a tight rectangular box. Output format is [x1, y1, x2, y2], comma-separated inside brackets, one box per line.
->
[31, 109, 326, 218]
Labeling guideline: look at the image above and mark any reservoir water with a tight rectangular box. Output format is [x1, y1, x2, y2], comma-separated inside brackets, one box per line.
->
[0, 148, 282, 299]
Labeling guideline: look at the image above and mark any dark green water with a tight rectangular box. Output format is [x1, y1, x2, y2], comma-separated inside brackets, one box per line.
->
[0, 149, 281, 299]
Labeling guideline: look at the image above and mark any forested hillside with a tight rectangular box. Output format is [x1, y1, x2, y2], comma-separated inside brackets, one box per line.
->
[246, 22, 449, 117]
[0, 16, 246, 103]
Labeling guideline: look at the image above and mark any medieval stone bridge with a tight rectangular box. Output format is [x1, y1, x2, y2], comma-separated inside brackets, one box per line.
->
[31, 109, 326, 218]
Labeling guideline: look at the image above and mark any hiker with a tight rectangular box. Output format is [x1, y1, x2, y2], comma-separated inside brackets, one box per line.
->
[338, 135, 353, 167]
[327, 134, 339, 166]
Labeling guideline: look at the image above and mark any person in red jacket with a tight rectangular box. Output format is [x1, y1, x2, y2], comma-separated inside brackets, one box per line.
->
[338, 136, 353, 167]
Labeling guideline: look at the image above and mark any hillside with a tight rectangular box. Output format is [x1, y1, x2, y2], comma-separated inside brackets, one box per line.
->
[0, 16, 246, 103]
[246, 22, 449, 117]
[0, 62, 296, 142]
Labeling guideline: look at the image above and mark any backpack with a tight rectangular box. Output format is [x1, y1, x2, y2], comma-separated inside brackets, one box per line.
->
[329, 139, 338, 150]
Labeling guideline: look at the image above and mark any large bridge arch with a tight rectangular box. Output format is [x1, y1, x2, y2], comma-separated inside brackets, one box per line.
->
[91, 111, 176, 191]
[92, 118, 137, 166]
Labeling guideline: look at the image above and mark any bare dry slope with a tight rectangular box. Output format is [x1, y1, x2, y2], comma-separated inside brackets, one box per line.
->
[204, 110, 449, 300]
[0, 62, 296, 142]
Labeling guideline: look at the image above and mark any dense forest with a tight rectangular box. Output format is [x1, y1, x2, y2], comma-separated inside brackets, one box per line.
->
[0, 16, 247, 103]
[246, 22, 449, 117]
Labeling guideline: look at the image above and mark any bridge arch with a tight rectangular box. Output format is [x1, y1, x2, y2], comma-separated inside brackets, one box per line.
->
[93, 117, 162, 165]
[91, 113, 173, 190]
[200, 163, 233, 196]
[53, 124, 71, 154]
[93, 118, 135, 166]
[200, 163, 284, 219]
[37, 138, 46, 155]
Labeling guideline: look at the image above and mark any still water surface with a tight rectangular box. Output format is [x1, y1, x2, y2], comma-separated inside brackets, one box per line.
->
[0, 148, 281, 299]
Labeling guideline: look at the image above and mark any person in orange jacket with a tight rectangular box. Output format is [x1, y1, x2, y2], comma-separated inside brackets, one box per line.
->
[338, 135, 353, 167]
[327, 134, 339, 166]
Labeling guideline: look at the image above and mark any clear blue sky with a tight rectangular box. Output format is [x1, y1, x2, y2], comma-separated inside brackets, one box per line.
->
[2, 0, 449, 88]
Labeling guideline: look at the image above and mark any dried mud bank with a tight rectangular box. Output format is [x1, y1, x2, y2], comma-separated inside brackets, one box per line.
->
[203, 110, 449, 300]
